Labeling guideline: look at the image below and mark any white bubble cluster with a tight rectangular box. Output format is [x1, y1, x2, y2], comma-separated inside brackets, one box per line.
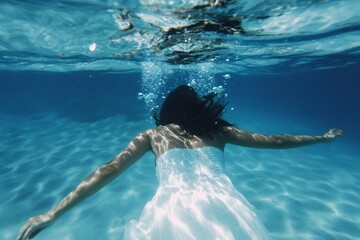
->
[139, 62, 231, 116]
[137, 92, 156, 103]
[188, 63, 215, 95]
[140, 62, 173, 111]
[212, 85, 225, 95]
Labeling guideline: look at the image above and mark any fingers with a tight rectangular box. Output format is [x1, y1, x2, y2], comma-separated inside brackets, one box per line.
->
[29, 226, 46, 239]
[17, 220, 32, 240]
[17, 230, 25, 240]
[330, 128, 344, 136]
[325, 128, 344, 139]
[336, 128, 344, 136]
[18, 214, 53, 240]
[17, 218, 40, 240]
[18, 226, 32, 240]
[17, 227, 29, 240]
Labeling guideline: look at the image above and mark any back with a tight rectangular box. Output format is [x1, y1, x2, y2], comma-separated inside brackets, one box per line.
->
[147, 124, 226, 158]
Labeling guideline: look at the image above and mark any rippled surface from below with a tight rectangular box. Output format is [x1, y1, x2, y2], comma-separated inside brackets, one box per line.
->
[0, 0, 359, 73]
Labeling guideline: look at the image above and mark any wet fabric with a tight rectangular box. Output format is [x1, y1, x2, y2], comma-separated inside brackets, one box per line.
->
[124, 147, 269, 240]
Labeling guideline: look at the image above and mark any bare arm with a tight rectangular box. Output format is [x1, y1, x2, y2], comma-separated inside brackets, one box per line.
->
[17, 130, 151, 240]
[224, 126, 343, 149]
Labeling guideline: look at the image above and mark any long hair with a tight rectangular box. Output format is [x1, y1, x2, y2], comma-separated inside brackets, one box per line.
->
[152, 85, 232, 136]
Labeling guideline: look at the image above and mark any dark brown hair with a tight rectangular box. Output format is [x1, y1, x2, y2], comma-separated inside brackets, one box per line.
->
[152, 85, 232, 136]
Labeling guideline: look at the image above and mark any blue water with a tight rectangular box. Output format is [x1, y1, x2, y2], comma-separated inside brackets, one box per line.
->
[1, 0, 360, 239]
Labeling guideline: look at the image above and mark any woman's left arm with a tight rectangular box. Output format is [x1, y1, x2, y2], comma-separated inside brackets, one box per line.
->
[224, 127, 343, 149]
[17, 130, 151, 240]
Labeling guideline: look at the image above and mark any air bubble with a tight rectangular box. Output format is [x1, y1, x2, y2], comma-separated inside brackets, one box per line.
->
[223, 74, 231, 79]
[212, 86, 224, 94]
[89, 43, 97, 52]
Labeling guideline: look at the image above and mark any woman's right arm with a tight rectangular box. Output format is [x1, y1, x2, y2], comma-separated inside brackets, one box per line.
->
[17, 130, 151, 240]
[223, 126, 343, 149]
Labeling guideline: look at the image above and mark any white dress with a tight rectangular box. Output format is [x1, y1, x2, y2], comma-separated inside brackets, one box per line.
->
[124, 147, 269, 240]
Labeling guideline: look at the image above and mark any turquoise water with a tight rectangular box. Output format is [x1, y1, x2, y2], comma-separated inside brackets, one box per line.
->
[1, 0, 360, 239]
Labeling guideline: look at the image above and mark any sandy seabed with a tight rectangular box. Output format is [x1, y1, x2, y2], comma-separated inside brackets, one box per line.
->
[1, 112, 359, 240]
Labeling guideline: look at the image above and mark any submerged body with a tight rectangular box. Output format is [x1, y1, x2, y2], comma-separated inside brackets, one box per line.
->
[17, 85, 342, 240]
[17, 123, 341, 240]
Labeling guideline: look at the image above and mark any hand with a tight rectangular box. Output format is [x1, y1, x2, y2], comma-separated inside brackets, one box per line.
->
[17, 214, 54, 240]
[323, 128, 343, 140]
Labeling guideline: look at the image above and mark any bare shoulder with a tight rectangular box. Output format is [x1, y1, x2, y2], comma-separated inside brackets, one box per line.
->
[132, 129, 152, 141]
[147, 124, 182, 135]
[221, 125, 246, 136]
[220, 125, 253, 145]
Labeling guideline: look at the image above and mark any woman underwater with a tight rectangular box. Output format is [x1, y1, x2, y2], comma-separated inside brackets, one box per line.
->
[17, 85, 343, 240]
